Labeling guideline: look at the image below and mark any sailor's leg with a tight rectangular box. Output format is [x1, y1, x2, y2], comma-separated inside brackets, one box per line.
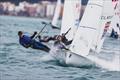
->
[32, 42, 50, 52]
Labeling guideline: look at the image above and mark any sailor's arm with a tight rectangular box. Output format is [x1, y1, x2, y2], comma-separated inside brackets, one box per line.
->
[30, 31, 37, 39]
[63, 46, 69, 50]
[65, 40, 73, 45]
[39, 36, 55, 42]
[61, 42, 69, 50]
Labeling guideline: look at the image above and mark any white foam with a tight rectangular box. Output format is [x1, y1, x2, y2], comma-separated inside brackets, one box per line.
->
[87, 54, 120, 71]
[40, 54, 55, 62]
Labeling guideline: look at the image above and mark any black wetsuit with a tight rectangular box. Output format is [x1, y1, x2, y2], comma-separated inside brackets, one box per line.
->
[110, 29, 118, 39]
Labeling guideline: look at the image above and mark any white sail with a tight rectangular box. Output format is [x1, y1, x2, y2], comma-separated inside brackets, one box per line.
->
[110, 15, 120, 36]
[110, 0, 120, 35]
[51, 0, 62, 27]
[60, 0, 81, 40]
[91, 0, 114, 53]
[112, 0, 119, 9]
[70, 0, 103, 56]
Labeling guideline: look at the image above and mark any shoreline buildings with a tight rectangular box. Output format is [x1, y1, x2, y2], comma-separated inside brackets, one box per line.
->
[0, 1, 59, 19]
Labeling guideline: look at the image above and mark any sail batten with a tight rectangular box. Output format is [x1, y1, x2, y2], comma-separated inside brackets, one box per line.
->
[80, 26, 97, 30]
[88, 3, 103, 7]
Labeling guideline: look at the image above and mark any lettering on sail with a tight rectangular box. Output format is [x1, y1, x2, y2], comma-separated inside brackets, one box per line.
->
[101, 16, 113, 20]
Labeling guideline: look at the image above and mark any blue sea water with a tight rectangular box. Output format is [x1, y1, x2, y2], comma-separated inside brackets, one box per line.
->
[0, 16, 120, 80]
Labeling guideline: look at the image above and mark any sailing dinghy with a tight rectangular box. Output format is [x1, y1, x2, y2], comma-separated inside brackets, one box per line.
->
[65, 0, 103, 66]
[65, 0, 120, 71]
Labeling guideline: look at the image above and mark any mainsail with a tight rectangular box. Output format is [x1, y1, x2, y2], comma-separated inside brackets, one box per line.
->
[51, 0, 62, 27]
[70, 0, 103, 56]
[60, 0, 81, 40]
[91, 0, 114, 53]
[110, 0, 120, 36]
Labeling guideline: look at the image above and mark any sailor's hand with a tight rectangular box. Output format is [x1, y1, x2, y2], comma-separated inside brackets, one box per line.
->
[64, 46, 70, 51]
[62, 33, 65, 36]
[38, 35, 41, 39]
[34, 31, 37, 34]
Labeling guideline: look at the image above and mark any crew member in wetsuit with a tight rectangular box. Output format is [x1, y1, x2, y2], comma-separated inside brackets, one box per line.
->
[53, 35, 69, 50]
[60, 33, 73, 45]
[110, 29, 118, 39]
[38, 34, 72, 45]
[38, 35, 58, 42]
[18, 31, 50, 52]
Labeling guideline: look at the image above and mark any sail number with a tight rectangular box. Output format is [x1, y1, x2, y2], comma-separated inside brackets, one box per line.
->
[101, 16, 113, 20]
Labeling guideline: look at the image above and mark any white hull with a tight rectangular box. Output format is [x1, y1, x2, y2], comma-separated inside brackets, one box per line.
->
[49, 48, 120, 71]
[65, 52, 94, 67]
[64, 52, 120, 71]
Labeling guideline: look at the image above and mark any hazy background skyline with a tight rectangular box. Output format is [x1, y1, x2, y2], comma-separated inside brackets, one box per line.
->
[0, 0, 88, 5]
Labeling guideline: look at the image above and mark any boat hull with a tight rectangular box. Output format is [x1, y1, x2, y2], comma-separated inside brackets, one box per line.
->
[65, 52, 95, 67]
[65, 51, 120, 71]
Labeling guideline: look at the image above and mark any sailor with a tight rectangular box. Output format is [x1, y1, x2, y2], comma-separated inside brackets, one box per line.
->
[114, 32, 119, 39]
[53, 35, 69, 50]
[116, 23, 120, 30]
[61, 33, 73, 45]
[60, 28, 73, 45]
[18, 31, 50, 52]
[38, 34, 72, 45]
[110, 29, 119, 39]
[38, 35, 58, 42]
[110, 28, 115, 37]
[49, 35, 69, 61]
[110, 23, 119, 39]
[38, 27, 72, 45]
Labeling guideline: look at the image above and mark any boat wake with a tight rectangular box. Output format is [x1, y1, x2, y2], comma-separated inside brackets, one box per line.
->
[40, 54, 56, 62]
[87, 54, 120, 71]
